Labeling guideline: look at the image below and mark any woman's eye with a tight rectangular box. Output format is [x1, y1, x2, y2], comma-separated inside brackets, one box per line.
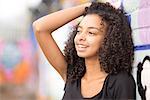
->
[77, 30, 81, 34]
[88, 32, 95, 35]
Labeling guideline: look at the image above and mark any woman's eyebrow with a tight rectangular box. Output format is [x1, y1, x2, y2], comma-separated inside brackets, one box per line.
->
[78, 25, 100, 31]
[78, 25, 105, 33]
[88, 27, 101, 31]
[78, 25, 82, 29]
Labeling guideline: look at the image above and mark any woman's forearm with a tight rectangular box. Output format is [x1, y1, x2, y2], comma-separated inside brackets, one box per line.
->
[33, 3, 91, 33]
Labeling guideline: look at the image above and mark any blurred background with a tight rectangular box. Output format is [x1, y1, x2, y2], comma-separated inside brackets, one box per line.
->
[0, 0, 149, 100]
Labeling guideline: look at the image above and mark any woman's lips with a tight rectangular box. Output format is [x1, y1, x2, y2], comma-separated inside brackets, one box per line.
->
[76, 44, 88, 52]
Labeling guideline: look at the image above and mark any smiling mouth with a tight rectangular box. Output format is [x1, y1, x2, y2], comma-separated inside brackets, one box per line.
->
[76, 44, 88, 51]
[78, 44, 87, 48]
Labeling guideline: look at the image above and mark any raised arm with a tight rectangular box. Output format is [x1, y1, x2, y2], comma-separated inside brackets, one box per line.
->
[32, 3, 91, 81]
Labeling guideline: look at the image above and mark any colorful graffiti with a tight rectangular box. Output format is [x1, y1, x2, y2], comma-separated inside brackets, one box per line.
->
[0, 39, 35, 85]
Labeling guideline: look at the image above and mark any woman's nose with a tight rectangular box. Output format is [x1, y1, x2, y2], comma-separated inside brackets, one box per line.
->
[78, 31, 86, 41]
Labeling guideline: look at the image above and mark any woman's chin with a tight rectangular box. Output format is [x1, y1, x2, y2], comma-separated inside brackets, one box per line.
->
[77, 52, 86, 58]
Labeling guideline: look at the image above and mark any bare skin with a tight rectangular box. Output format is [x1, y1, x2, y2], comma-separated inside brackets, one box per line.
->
[81, 57, 108, 98]
[33, 3, 108, 98]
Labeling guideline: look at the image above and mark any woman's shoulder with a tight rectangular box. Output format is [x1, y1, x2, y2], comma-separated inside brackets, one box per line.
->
[109, 70, 133, 78]
[107, 70, 136, 87]
[104, 72, 136, 99]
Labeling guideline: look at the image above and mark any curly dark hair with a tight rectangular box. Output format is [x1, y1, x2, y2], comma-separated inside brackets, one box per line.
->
[64, 2, 134, 82]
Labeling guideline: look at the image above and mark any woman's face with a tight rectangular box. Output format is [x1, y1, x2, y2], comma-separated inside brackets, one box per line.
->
[74, 14, 107, 58]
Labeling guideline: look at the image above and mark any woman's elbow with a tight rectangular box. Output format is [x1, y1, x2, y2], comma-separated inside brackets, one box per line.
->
[32, 21, 42, 34]
[32, 20, 52, 34]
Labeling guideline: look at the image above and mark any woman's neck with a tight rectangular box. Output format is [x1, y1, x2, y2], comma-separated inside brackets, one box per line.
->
[83, 56, 107, 81]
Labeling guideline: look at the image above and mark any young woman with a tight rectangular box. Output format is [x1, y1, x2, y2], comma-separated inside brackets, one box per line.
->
[33, 2, 136, 100]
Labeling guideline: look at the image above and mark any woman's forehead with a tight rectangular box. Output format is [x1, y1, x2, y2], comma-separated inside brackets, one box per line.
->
[78, 14, 107, 30]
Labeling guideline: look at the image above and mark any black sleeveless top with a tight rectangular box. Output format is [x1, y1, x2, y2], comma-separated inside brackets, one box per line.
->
[62, 71, 136, 100]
